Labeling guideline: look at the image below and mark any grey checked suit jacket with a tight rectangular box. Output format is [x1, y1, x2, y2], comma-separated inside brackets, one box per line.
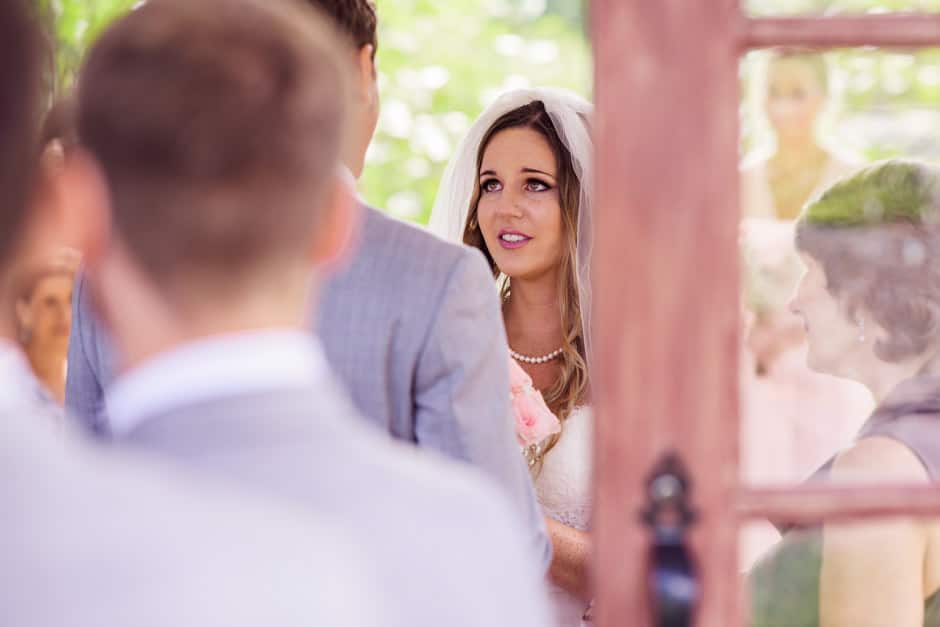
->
[66, 206, 550, 569]
[118, 379, 553, 627]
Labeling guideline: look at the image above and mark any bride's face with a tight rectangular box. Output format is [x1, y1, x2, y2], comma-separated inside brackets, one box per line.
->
[476, 127, 564, 282]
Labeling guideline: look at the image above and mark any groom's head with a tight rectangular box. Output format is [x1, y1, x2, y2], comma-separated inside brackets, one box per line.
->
[65, 0, 355, 364]
[303, 0, 379, 179]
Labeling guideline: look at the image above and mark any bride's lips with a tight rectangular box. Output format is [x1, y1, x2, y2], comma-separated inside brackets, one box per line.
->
[497, 229, 532, 250]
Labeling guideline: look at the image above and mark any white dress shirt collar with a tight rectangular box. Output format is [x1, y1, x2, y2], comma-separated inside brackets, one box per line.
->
[106, 329, 329, 438]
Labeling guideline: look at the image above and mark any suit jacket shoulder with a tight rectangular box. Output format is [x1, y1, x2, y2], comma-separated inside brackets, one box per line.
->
[343, 205, 480, 301]
[315, 206, 495, 438]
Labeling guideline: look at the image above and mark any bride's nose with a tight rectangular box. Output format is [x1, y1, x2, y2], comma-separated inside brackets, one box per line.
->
[495, 192, 525, 219]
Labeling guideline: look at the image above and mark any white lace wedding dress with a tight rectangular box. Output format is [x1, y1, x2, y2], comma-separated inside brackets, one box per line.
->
[533, 406, 593, 627]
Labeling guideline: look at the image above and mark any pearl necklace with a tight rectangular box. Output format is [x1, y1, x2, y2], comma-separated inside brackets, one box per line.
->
[510, 347, 564, 365]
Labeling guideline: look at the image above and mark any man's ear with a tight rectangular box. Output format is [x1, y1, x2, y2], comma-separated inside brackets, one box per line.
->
[356, 44, 377, 104]
[57, 149, 111, 270]
[308, 171, 361, 271]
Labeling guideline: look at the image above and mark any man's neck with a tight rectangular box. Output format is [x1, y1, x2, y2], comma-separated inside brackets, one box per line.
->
[104, 280, 311, 375]
[116, 311, 306, 375]
[93, 251, 315, 374]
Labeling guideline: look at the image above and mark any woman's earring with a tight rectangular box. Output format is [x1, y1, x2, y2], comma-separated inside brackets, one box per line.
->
[858, 317, 866, 344]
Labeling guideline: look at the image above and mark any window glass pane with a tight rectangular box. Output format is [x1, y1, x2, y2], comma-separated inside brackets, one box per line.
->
[739, 48, 940, 489]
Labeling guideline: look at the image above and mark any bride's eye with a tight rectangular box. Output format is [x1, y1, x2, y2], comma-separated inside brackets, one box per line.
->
[525, 179, 551, 193]
[481, 178, 502, 193]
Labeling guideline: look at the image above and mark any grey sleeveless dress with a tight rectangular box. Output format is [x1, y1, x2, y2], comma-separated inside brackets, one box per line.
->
[749, 375, 940, 627]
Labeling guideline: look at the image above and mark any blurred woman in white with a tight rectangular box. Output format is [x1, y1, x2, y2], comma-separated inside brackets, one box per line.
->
[741, 50, 857, 221]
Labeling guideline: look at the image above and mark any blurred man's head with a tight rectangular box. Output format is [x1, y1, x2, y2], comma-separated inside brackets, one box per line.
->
[67, 0, 354, 365]
[304, 0, 379, 178]
[0, 0, 45, 281]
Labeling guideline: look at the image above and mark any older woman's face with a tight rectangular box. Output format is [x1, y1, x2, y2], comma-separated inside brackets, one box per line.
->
[18, 274, 73, 352]
[789, 254, 863, 376]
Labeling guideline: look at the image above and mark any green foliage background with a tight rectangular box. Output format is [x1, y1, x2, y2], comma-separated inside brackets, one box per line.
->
[358, 0, 590, 223]
[45, 0, 940, 222]
[45, 0, 591, 224]
[42, 0, 139, 91]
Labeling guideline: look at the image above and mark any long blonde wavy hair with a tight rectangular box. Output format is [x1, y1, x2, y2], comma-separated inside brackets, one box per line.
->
[461, 100, 588, 459]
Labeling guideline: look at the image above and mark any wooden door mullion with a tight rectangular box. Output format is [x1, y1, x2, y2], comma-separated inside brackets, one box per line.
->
[741, 14, 940, 49]
[739, 485, 940, 523]
[592, 1, 741, 625]
[593, 4, 940, 627]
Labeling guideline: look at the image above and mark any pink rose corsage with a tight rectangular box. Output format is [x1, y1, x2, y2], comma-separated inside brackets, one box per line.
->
[509, 357, 561, 467]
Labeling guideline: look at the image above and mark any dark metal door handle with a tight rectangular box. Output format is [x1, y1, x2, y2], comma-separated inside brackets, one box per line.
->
[641, 453, 699, 627]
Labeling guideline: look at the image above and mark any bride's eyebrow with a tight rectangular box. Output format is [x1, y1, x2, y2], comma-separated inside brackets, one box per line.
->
[478, 167, 556, 178]
[522, 167, 555, 178]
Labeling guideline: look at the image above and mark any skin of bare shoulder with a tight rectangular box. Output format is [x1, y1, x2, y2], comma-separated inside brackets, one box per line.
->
[820, 437, 930, 627]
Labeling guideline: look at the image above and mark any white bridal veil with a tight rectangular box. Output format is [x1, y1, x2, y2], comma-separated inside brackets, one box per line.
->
[428, 87, 595, 361]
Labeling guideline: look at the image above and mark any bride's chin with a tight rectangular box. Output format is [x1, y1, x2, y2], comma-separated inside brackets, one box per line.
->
[493, 254, 557, 284]
[495, 262, 533, 281]
[501, 269, 555, 287]
[491, 258, 526, 279]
